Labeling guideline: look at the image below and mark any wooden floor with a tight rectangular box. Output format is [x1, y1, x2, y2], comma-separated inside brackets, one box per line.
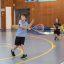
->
[0, 30, 64, 64]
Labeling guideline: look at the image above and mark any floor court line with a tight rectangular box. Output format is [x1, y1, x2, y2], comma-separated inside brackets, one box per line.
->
[0, 44, 23, 61]
[16, 35, 55, 64]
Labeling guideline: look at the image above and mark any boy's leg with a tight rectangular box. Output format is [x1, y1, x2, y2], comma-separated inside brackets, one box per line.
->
[21, 44, 26, 54]
[55, 34, 60, 40]
[20, 44, 27, 58]
[57, 34, 60, 40]
[12, 45, 18, 51]
[54, 34, 57, 40]
[11, 45, 18, 56]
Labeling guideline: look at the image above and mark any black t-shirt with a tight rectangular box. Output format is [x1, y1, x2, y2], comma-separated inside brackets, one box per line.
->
[54, 23, 61, 29]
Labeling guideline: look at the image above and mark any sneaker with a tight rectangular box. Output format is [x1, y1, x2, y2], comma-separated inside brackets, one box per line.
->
[21, 54, 27, 59]
[56, 38, 59, 40]
[54, 37, 57, 40]
[11, 50, 15, 56]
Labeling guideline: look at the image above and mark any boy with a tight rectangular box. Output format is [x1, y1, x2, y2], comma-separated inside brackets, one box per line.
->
[11, 14, 34, 58]
[53, 18, 61, 40]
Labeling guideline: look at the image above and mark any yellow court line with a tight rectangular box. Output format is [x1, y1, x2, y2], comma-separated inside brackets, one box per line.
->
[0, 44, 23, 61]
[16, 36, 55, 64]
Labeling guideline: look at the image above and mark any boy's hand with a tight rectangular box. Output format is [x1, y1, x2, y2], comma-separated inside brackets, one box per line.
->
[28, 19, 34, 28]
[27, 27, 31, 30]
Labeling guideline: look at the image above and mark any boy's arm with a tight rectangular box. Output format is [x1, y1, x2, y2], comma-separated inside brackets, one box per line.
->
[19, 20, 27, 29]
[20, 19, 34, 30]
[20, 25, 27, 30]
[53, 24, 56, 30]
[27, 19, 34, 30]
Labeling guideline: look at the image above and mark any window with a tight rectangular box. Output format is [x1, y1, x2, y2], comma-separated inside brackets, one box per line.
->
[25, 0, 56, 2]
[38, 0, 56, 2]
[25, 0, 38, 2]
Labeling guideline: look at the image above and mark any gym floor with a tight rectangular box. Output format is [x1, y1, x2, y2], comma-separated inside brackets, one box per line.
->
[0, 30, 64, 64]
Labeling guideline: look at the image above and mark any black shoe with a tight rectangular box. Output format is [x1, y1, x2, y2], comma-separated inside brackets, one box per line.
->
[56, 38, 59, 40]
[21, 54, 27, 59]
[54, 37, 57, 40]
[11, 50, 15, 56]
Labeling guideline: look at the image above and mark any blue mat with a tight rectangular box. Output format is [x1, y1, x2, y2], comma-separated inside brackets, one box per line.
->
[29, 26, 52, 35]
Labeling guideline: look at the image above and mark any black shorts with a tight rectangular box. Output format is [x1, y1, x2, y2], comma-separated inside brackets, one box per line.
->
[15, 37, 25, 46]
[54, 29, 60, 35]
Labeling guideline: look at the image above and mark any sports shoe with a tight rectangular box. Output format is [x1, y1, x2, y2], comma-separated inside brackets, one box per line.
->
[21, 54, 27, 58]
[54, 37, 57, 40]
[11, 50, 15, 56]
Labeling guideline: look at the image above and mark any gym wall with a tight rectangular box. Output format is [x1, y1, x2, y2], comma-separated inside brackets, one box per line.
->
[1, 0, 64, 29]
[14, 0, 64, 27]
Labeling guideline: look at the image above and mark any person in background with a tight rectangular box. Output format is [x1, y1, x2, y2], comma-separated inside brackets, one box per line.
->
[53, 18, 61, 40]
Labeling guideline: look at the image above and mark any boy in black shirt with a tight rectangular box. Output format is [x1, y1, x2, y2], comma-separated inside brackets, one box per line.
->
[53, 18, 61, 40]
